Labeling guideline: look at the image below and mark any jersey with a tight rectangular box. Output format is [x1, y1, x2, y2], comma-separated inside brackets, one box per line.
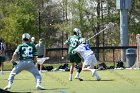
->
[65, 35, 80, 55]
[15, 42, 37, 60]
[73, 43, 93, 60]
[35, 43, 45, 56]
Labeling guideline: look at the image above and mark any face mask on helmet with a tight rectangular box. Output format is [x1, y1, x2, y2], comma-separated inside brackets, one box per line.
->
[22, 33, 30, 40]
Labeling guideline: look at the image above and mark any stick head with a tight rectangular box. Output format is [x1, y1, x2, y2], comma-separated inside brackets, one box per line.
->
[105, 22, 114, 29]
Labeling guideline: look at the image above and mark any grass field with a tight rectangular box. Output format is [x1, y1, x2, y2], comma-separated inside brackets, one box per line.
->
[0, 69, 140, 93]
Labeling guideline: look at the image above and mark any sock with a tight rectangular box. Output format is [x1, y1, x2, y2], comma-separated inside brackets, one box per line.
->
[70, 74, 72, 78]
[77, 68, 82, 73]
[94, 70, 100, 79]
[36, 82, 41, 86]
[8, 82, 12, 86]
[75, 72, 79, 77]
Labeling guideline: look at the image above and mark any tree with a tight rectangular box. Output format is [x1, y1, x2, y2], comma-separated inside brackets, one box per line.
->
[0, 0, 37, 47]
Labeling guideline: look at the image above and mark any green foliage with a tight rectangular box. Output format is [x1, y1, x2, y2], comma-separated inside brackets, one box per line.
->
[0, 0, 140, 48]
[0, 0, 37, 46]
[129, 0, 140, 34]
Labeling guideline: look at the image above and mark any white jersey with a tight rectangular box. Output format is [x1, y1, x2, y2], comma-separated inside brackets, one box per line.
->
[73, 43, 93, 60]
[73, 43, 97, 66]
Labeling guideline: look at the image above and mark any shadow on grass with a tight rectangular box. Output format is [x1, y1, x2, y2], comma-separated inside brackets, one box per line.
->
[1, 79, 30, 80]
[83, 79, 114, 81]
[45, 88, 68, 90]
[0, 88, 31, 93]
[8, 88, 68, 93]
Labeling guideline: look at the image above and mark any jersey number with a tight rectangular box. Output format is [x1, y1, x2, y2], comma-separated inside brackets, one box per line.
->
[22, 47, 33, 57]
[70, 38, 79, 47]
[84, 44, 90, 50]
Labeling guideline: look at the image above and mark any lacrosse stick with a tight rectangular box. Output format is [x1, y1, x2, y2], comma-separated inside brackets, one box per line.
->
[87, 22, 114, 41]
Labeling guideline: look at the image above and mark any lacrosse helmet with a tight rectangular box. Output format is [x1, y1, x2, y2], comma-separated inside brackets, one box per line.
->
[31, 37, 35, 42]
[22, 33, 30, 40]
[73, 28, 82, 37]
[79, 38, 86, 44]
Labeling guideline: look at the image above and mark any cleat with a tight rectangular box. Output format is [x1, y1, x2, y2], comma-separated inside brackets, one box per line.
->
[75, 76, 83, 81]
[3, 84, 11, 90]
[97, 77, 101, 81]
[36, 85, 45, 90]
[74, 76, 80, 79]
[78, 78, 83, 81]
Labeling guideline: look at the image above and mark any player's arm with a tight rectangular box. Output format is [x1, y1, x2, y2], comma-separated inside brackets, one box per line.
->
[64, 37, 70, 46]
[10, 45, 20, 63]
[73, 45, 84, 54]
[10, 52, 17, 63]
[33, 56, 37, 64]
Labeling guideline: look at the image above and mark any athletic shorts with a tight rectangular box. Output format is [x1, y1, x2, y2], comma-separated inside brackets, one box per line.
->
[84, 54, 97, 66]
[0, 56, 5, 63]
[37, 55, 43, 58]
[68, 53, 81, 64]
[37, 55, 43, 65]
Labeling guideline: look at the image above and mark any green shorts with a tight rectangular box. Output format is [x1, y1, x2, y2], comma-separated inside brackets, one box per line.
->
[68, 53, 81, 64]
[0, 56, 5, 63]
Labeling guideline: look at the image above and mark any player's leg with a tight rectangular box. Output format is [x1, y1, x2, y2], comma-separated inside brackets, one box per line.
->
[85, 55, 101, 81]
[40, 63, 43, 73]
[69, 63, 74, 81]
[3, 61, 24, 90]
[0, 56, 4, 74]
[35, 63, 39, 70]
[37, 55, 44, 73]
[74, 54, 82, 80]
[1, 62, 4, 74]
[68, 54, 75, 81]
[26, 60, 45, 90]
[75, 62, 82, 79]
[0, 62, 3, 74]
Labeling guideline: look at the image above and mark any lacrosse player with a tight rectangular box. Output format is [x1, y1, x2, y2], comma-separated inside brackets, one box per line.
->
[73, 38, 101, 81]
[64, 28, 83, 81]
[35, 39, 46, 73]
[0, 39, 6, 75]
[4, 33, 45, 90]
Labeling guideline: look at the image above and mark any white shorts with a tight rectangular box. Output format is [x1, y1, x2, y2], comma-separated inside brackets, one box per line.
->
[84, 54, 97, 66]
[37, 57, 49, 64]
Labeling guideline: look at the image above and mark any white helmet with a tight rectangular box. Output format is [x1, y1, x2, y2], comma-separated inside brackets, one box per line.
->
[73, 28, 82, 37]
[79, 38, 86, 44]
[31, 37, 35, 42]
[22, 33, 30, 40]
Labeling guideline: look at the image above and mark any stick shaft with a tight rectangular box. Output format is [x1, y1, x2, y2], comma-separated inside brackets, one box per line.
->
[87, 27, 108, 41]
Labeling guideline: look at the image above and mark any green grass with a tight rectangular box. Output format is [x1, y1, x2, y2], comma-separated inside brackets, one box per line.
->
[0, 69, 140, 93]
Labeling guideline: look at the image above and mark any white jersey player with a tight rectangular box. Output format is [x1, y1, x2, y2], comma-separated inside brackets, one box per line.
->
[73, 38, 101, 81]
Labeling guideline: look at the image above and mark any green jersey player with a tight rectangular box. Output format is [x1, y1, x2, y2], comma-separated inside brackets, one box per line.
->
[4, 33, 45, 90]
[65, 28, 83, 81]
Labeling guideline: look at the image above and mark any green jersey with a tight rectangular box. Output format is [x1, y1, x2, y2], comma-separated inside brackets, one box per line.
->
[15, 42, 37, 60]
[65, 35, 80, 55]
